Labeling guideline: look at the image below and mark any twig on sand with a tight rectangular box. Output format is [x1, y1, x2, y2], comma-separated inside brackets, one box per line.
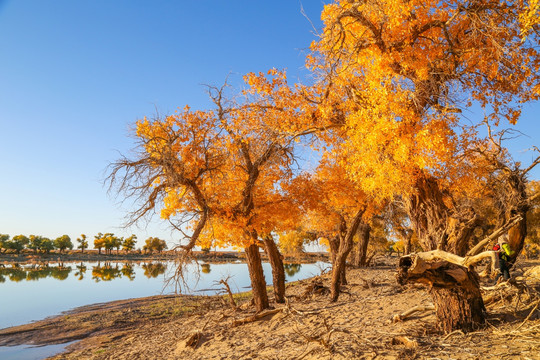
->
[513, 300, 540, 332]
[231, 308, 284, 327]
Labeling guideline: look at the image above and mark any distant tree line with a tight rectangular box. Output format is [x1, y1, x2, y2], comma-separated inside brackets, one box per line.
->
[0, 233, 168, 255]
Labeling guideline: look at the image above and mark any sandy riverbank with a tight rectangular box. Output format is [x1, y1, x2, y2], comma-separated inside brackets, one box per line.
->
[1, 257, 539, 359]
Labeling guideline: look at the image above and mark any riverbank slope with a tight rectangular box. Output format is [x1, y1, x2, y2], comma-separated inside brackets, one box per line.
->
[1, 257, 539, 359]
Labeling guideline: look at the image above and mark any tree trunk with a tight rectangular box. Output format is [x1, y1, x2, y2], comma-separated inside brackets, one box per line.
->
[354, 223, 371, 267]
[328, 236, 339, 268]
[331, 209, 366, 302]
[429, 286, 485, 333]
[327, 235, 346, 284]
[245, 243, 269, 312]
[263, 236, 285, 303]
[404, 173, 486, 331]
[398, 252, 486, 333]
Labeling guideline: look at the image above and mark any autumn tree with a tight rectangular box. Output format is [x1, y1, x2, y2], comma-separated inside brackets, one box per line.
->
[10, 235, 29, 254]
[54, 235, 73, 253]
[77, 234, 88, 253]
[123, 235, 137, 252]
[143, 237, 168, 253]
[525, 181, 540, 258]
[28, 235, 44, 254]
[40, 238, 54, 254]
[94, 233, 105, 255]
[288, 157, 379, 301]
[109, 70, 310, 311]
[311, 0, 540, 332]
[0, 234, 9, 253]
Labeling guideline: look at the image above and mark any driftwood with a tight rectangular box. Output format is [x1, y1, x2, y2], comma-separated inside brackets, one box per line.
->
[404, 249, 500, 277]
[392, 304, 435, 322]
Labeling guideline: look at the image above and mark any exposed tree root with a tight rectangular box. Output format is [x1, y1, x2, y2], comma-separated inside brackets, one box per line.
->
[231, 308, 284, 327]
[392, 304, 435, 322]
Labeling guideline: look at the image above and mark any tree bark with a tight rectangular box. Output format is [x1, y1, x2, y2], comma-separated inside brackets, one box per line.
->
[404, 173, 488, 332]
[354, 223, 371, 267]
[331, 209, 366, 302]
[263, 236, 286, 303]
[245, 243, 269, 312]
[397, 253, 486, 332]
[327, 235, 346, 284]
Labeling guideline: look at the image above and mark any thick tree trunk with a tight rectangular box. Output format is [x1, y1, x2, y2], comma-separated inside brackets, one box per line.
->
[404, 173, 487, 331]
[353, 223, 371, 267]
[429, 286, 485, 333]
[331, 209, 366, 302]
[328, 236, 346, 284]
[245, 243, 269, 312]
[398, 253, 486, 333]
[263, 236, 285, 303]
[331, 249, 349, 301]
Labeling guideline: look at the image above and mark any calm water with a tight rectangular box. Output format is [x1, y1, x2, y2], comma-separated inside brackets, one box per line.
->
[0, 260, 328, 330]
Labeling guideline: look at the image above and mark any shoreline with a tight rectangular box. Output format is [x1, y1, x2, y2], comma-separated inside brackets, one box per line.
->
[1, 257, 538, 359]
[0, 251, 329, 264]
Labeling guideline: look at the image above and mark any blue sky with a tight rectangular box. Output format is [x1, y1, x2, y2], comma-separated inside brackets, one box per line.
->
[0, 1, 538, 249]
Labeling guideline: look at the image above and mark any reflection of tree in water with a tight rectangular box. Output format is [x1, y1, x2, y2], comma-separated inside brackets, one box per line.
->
[121, 263, 136, 281]
[283, 263, 302, 277]
[0, 264, 27, 282]
[50, 265, 72, 280]
[142, 262, 167, 278]
[75, 263, 87, 280]
[0, 264, 73, 282]
[25, 265, 54, 281]
[92, 263, 122, 282]
[201, 263, 211, 274]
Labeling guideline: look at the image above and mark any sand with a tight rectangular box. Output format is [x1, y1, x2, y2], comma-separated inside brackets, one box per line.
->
[1, 257, 539, 360]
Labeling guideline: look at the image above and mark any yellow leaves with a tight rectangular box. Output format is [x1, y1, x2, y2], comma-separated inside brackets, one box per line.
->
[519, 0, 540, 38]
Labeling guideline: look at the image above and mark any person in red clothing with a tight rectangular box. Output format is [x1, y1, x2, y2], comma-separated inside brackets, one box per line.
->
[493, 234, 515, 281]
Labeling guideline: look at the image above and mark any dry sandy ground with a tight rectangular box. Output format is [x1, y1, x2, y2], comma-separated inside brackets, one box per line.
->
[1, 257, 539, 360]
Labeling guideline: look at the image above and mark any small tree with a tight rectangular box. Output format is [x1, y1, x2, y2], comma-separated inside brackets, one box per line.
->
[40, 238, 54, 254]
[77, 234, 88, 253]
[54, 235, 73, 253]
[122, 235, 137, 253]
[103, 233, 116, 255]
[143, 237, 167, 253]
[10, 235, 29, 254]
[154, 238, 167, 253]
[28, 235, 43, 254]
[94, 233, 105, 254]
[0, 234, 9, 253]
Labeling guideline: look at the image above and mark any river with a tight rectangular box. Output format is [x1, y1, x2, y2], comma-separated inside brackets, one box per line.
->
[0, 260, 329, 330]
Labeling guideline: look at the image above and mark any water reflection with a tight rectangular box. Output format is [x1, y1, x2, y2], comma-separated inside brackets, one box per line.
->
[0, 261, 168, 283]
[0, 264, 72, 282]
[141, 262, 167, 278]
[0, 261, 307, 283]
[0, 260, 327, 330]
[201, 263, 211, 274]
[284, 263, 302, 277]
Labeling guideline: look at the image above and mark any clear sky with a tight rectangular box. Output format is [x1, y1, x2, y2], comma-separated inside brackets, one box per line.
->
[0, 1, 538, 249]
